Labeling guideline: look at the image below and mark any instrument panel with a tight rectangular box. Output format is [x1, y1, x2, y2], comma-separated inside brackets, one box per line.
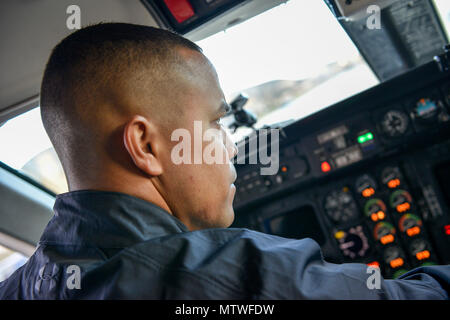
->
[231, 58, 450, 278]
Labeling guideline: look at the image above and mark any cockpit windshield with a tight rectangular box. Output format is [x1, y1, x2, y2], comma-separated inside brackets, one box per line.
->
[197, 0, 379, 141]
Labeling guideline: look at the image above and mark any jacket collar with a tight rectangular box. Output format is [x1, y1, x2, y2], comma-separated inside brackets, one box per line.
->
[38, 190, 189, 248]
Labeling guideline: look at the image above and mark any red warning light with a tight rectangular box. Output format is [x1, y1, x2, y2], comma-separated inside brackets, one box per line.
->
[163, 0, 195, 23]
[321, 161, 331, 173]
[367, 261, 380, 268]
[444, 225, 450, 235]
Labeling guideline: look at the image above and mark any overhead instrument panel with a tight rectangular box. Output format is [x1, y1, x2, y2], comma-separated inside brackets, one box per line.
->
[142, 0, 244, 34]
[325, 0, 449, 81]
[141, 0, 284, 40]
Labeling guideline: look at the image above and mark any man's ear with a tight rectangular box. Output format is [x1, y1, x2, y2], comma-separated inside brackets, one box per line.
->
[123, 115, 163, 176]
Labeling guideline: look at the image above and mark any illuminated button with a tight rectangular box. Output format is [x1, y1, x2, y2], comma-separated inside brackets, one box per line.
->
[371, 211, 385, 222]
[415, 250, 430, 261]
[388, 179, 401, 189]
[406, 226, 421, 237]
[281, 165, 288, 173]
[163, 0, 195, 23]
[389, 257, 404, 269]
[396, 202, 410, 213]
[334, 231, 345, 240]
[321, 161, 331, 173]
[444, 225, 450, 235]
[362, 187, 375, 198]
[367, 261, 380, 268]
[380, 234, 394, 245]
[357, 132, 374, 144]
[370, 211, 385, 222]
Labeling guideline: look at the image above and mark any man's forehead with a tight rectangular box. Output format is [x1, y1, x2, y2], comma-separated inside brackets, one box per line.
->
[173, 47, 226, 110]
[175, 47, 218, 80]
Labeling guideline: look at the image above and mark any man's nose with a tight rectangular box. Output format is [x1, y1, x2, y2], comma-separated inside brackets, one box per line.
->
[222, 128, 238, 159]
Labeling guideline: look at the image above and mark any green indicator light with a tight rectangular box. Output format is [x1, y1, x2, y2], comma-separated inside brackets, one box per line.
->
[358, 132, 374, 144]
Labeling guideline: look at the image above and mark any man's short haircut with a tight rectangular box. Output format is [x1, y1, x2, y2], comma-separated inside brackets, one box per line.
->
[40, 23, 202, 174]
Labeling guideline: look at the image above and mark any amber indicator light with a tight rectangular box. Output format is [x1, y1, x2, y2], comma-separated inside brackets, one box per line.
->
[362, 188, 375, 198]
[406, 226, 421, 237]
[390, 257, 404, 269]
[416, 250, 430, 261]
[388, 179, 401, 189]
[371, 211, 385, 222]
[380, 234, 394, 245]
[396, 202, 411, 213]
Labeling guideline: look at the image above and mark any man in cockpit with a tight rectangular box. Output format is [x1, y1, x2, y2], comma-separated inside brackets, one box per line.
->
[0, 23, 448, 299]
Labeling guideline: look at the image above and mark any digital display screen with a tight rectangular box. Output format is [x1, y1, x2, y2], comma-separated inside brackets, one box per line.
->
[265, 206, 326, 245]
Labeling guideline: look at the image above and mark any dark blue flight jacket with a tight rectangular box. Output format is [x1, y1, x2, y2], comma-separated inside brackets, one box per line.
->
[0, 190, 449, 299]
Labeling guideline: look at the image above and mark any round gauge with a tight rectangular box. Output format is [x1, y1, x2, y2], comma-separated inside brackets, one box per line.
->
[389, 190, 413, 213]
[413, 98, 439, 121]
[410, 239, 431, 262]
[373, 222, 396, 245]
[364, 198, 387, 222]
[335, 225, 370, 259]
[355, 174, 377, 198]
[398, 213, 422, 237]
[324, 188, 359, 224]
[380, 167, 402, 189]
[380, 110, 409, 137]
[383, 246, 405, 269]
